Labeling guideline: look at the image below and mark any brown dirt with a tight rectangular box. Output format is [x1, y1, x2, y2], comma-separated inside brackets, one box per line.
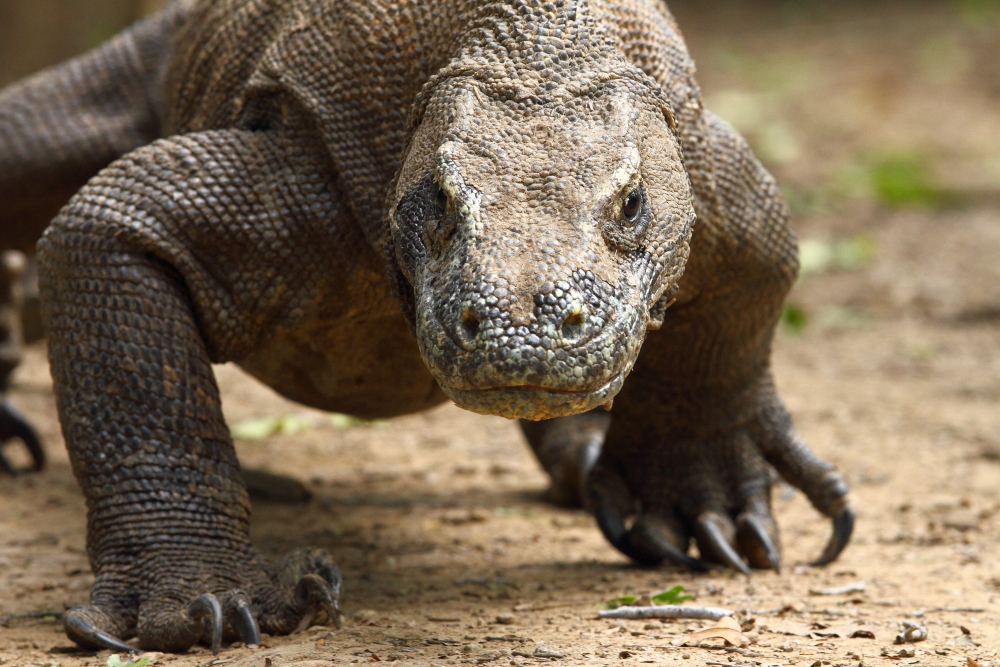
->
[2, 2, 1000, 667]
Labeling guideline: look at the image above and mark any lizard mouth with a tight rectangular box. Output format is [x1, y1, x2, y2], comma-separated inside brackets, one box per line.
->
[476, 383, 606, 395]
[440, 372, 624, 421]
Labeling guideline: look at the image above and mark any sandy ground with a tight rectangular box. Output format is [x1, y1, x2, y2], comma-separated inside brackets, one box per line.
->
[2, 2, 1000, 667]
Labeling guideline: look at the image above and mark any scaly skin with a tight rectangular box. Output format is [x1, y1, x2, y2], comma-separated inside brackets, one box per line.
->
[0, 0, 853, 652]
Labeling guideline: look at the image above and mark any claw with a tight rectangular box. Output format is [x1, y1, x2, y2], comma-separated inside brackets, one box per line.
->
[295, 573, 342, 630]
[231, 596, 261, 646]
[740, 514, 781, 572]
[186, 593, 223, 655]
[64, 607, 137, 653]
[811, 506, 855, 566]
[698, 516, 751, 575]
[593, 496, 630, 554]
[0, 400, 44, 473]
[629, 516, 708, 571]
[589, 466, 632, 555]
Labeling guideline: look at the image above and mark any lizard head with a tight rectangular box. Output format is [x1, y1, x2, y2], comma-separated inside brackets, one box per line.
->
[388, 61, 695, 421]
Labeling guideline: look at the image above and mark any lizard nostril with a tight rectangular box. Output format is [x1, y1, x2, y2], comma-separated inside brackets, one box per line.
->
[461, 306, 481, 339]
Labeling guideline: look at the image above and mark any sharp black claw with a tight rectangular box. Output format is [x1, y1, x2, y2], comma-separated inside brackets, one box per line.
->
[64, 608, 137, 653]
[231, 597, 261, 646]
[0, 400, 45, 473]
[629, 517, 708, 571]
[811, 506, 855, 566]
[295, 573, 342, 630]
[593, 498, 630, 554]
[743, 515, 781, 572]
[699, 517, 751, 575]
[187, 593, 223, 654]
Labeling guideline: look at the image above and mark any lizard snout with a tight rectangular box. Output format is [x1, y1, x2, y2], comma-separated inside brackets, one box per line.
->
[446, 272, 610, 352]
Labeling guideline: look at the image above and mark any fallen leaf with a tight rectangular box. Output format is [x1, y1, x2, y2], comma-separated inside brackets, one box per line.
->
[812, 625, 877, 640]
[674, 615, 751, 648]
[968, 658, 980, 667]
[717, 616, 743, 632]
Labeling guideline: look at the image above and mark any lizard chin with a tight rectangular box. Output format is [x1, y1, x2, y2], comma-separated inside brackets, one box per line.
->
[439, 371, 625, 421]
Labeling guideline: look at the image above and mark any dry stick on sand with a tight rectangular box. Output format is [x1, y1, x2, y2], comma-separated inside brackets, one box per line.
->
[599, 605, 736, 621]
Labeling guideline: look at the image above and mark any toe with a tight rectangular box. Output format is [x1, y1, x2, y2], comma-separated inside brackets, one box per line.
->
[64, 605, 136, 653]
[811, 504, 855, 566]
[222, 592, 261, 646]
[628, 514, 705, 570]
[254, 548, 342, 635]
[695, 511, 751, 575]
[736, 512, 781, 571]
[137, 592, 223, 654]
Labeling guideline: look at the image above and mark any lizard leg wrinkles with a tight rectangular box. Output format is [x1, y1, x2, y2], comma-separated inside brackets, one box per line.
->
[38, 127, 346, 652]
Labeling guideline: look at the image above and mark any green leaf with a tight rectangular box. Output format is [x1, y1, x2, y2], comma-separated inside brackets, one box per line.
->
[869, 155, 942, 207]
[107, 655, 150, 667]
[651, 585, 694, 605]
[596, 595, 637, 610]
[781, 303, 808, 334]
[330, 413, 365, 429]
[230, 415, 313, 439]
[230, 416, 280, 440]
[276, 415, 310, 435]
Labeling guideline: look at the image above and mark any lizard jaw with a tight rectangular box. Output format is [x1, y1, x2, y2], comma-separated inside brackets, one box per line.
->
[440, 371, 625, 421]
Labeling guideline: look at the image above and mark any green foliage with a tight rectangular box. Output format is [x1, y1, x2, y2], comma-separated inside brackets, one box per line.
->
[230, 414, 311, 440]
[869, 155, 942, 207]
[596, 595, 637, 610]
[597, 586, 693, 610]
[798, 234, 877, 276]
[781, 303, 808, 334]
[956, 0, 1000, 27]
[329, 413, 373, 429]
[107, 655, 150, 667]
[651, 585, 694, 605]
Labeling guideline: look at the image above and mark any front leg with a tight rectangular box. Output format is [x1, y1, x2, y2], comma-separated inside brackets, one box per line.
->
[39, 127, 346, 652]
[588, 114, 852, 573]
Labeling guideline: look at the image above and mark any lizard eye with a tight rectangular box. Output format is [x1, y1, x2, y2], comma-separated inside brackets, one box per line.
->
[434, 185, 449, 218]
[621, 189, 642, 223]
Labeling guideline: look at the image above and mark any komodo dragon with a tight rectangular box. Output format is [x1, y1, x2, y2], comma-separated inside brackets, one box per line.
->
[0, 0, 854, 653]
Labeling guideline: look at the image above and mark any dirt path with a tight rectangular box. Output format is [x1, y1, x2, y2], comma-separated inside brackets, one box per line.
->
[2, 3, 999, 667]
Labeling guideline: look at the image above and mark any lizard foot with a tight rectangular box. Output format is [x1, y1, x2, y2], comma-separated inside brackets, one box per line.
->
[520, 410, 610, 507]
[588, 406, 852, 573]
[64, 547, 341, 654]
[0, 399, 44, 474]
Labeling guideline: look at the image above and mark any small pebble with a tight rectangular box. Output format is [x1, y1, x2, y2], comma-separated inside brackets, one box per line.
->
[534, 646, 565, 659]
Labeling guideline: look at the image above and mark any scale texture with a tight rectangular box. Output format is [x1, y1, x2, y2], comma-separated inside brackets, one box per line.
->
[0, 0, 851, 651]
